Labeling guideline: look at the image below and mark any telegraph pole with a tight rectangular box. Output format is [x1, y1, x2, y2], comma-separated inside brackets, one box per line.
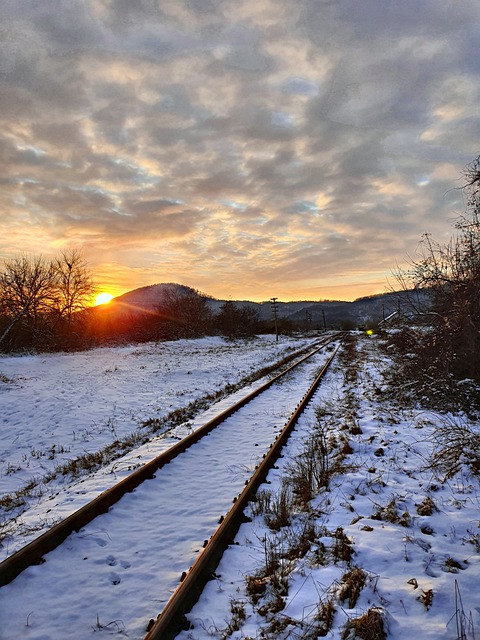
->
[270, 297, 279, 342]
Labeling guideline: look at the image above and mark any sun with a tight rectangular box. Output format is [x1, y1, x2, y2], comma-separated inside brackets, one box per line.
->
[94, 292, 114, 306]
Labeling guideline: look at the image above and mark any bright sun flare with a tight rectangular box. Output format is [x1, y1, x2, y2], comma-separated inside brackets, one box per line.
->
[94, 292, 114, 306]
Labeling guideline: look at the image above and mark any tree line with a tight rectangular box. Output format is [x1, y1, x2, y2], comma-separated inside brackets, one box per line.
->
[0, 254, 272, 351]
[388, 154, 480, 406]
[0, 249, 95, 351]
[90, 288, 266, 346]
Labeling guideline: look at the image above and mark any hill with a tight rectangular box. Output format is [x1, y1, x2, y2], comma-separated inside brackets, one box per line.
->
[100, 283, 425, 330]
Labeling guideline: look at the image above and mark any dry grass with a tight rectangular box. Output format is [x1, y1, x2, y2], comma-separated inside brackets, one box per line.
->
[428, 415, 480, 479]
[245, 534, 292, 612]
[417, 588, 434, 610]
[342, 607, 386, 640]
[338, 567, 367, 608]
[416, 495, 437, 516]
[282, 516, 318, 561]
[220, 599, 247, 639]
[370, 495, 411, 527]
[331, 527, 355, 563]
[315, 597, 336, 637]
[264, 484, 293, 531]
[285, 420, 332, 508]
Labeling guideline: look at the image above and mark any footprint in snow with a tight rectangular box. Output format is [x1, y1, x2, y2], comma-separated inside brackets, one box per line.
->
[81, 534, 108, 547]
[94, 537, 108, 547]
[109, 572, 121, 585]
[106, 555, 131, 569]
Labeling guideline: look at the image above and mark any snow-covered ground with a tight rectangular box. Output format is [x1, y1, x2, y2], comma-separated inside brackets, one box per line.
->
[1, 334, 479, 640]
[0, 334, 315, 556]
[176, 336, 480, 640]
[0, 344, 334, 640]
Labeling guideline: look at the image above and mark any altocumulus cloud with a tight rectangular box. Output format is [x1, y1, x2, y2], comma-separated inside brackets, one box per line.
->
[1, 0, 479, 300]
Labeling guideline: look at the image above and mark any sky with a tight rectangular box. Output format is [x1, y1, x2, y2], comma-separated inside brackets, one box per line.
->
[1, 0, 479, 302]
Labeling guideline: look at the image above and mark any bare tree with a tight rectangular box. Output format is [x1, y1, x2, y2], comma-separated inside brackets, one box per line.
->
[0, 255, 55, 345]
[393, 154, 480, 381]
[159, 286, 213, 338]
[52, 249, 96, 324]
[216, 300, 260, 337]
[0, 250, 96, 349]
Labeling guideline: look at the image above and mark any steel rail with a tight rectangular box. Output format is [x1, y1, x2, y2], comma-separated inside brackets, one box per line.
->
[144, 345, 340, 640]
[0, 334, 340, 588]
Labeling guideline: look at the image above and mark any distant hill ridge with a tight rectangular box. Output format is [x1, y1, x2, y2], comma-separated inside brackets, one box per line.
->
[113, 283, 196, 307]
[108, 283, 428, 327]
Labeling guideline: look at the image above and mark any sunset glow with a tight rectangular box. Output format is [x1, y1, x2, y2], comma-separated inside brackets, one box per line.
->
[94, 293, 114, 306]
[0, 2, 475, 301]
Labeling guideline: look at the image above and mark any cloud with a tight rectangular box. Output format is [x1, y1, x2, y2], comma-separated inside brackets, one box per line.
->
[0, 0, 479, 301]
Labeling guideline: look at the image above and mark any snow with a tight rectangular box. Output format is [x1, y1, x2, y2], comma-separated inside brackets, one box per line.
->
[176, 336, 480, 640]
[1, 334, 479, 640]
[0, 335, 313, 555]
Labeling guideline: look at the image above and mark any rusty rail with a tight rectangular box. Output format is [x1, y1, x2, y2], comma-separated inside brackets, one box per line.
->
[0, 335, 340, 588]
[144, 346, 340, 640]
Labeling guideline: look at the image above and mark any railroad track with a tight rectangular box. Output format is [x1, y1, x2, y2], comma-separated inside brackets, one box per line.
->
[0, 334, 343, 639]
[145, 345, 340, 640]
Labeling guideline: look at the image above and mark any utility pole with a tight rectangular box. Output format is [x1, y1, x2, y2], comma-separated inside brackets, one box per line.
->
[270, 297, 279, 342]
[322, 309, 327, 331]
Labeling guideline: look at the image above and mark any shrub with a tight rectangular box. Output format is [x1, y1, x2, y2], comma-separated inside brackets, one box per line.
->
[429, 415, 480, 478]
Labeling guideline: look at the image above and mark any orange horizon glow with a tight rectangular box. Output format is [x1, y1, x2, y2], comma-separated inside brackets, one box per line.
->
[94, 292, 114, 306]
[97, 278, 389, 304]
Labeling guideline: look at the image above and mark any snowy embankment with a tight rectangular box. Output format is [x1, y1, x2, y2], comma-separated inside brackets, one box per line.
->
[0, 344, 335, 640]
[0, 334, 315, 557]
[176, 335, 480, 640]
[1, 334, 479, 640]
